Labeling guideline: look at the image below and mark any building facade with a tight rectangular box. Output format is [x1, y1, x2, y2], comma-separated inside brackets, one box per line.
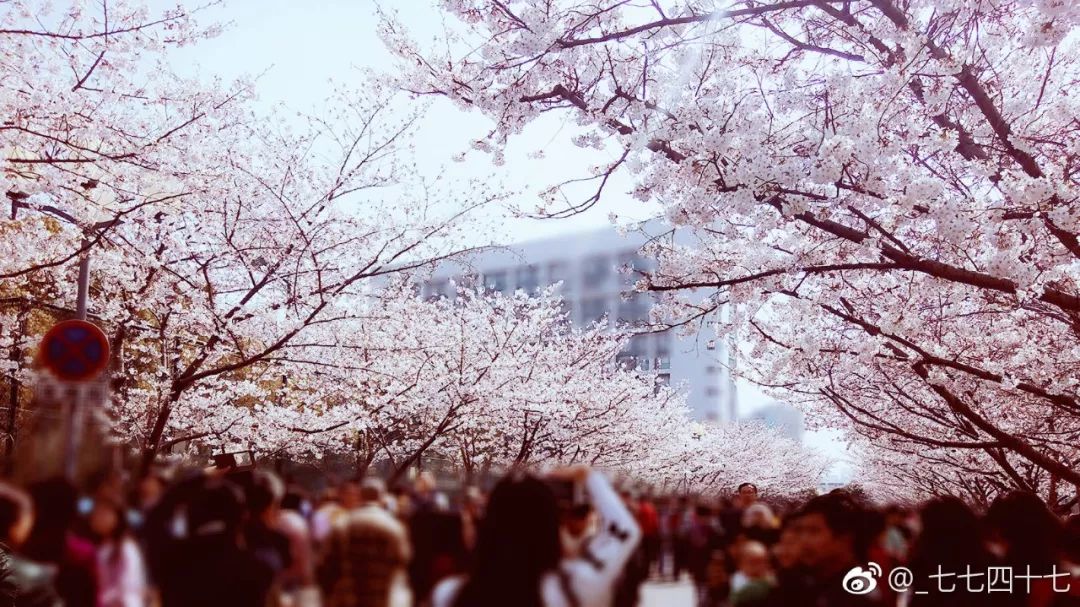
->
[420, 224, 737, 422]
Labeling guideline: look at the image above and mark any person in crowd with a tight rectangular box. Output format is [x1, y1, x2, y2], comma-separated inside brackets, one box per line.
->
[985, 491, 1080, 607]
[79, 470, 125, 517]
[0, 482, 63, 607]
[23, 478, 97, 607]
[766, 492, 884, 607]
[721, 483, 759, 540]
[906, 496, 998, 607]
[656, 497, 676, 581]
[729, 541, 775, 606]
[278, 488, 318, 606]
[460, 486, 486, 554]
[879, 505, 912, 562]
[739, 503, 780, 547]
[313, 479, 363, 547]
[409, 473, 469, 603]
[312, 485, 344, 546]
[636, 494, 661, 578]
[244, 470, 293, 580]
[769, 516, 803, 574]
[127, 472, 167, 532]
[431, 466, 640, 607]
[671, 497, 694, 583]
[390, 486, 413, 520]
[148, 472, 275, 607]
[614, 492, 648, 607]
[412, 472, 439, 514]
[319, 478, 411, 607]
[85, 496, 147, 607]
[685, 505, 724, 607]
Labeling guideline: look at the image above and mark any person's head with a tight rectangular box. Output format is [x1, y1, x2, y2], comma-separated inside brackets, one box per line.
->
[463, 486, 485, 515]
[245, 470, 284, 523]
[187, 479, 245, 546]
[792, 493, 878, 575]
[986, 491, 1063, 567]
[742, 503, 777, 529]
[453, 472, 561, 607]
[738, 541, 772, 579]
[0, 482, 33, 549]
[414, 471, 437, 497]
[87, 469, 125, 503]
[87, 496, 128, 544]
[281, 487, 308, 514]
[910, 496, 982, 566]
[338, 480, 362, 510]
[772, 515, 802, 571]
[694, 504, 713, 521]
[359, 478, 386, 506]
[737, 482, 759, 507]
[135, 473, 166, 509]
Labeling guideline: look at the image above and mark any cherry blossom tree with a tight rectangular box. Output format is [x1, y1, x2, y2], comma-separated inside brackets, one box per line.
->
[1, 0, 497, 471]
[384, 0, 1080, 500]
[191, 283, 825, 493]
[216, 285, 687, 482]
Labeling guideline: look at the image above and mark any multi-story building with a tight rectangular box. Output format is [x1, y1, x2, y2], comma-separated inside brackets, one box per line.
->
[420, 224, 737, 422]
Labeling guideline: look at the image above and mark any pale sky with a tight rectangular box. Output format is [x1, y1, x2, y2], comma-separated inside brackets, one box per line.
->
[153, 0, 854, 482]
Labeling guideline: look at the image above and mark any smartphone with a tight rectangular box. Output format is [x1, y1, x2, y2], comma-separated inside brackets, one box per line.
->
[212, 450, 256, 471]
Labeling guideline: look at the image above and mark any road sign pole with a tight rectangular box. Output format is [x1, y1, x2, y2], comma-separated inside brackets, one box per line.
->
[64, 242, 92, 479]
[76, 241, 90, 321]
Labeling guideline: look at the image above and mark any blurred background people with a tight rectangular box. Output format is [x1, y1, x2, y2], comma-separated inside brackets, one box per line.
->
[85, 496, 146, 607]
[431, 466, 640, 607]
[23, 479, 96, 607]
[0, 482, 62, 607]
[729, 541, 775, 607]
[319, 478, 410, 607]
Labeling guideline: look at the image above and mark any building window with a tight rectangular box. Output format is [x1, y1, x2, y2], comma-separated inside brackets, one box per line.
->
[580, 296, 608, 324]
[516, 265, 539, 294]
[485, 270, 508, 294]
[582, 254, 610, 287]
[705, 386, 720, 397]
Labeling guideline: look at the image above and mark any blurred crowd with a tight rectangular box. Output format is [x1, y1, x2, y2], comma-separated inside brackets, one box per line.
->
[0, 466, 1078, 607]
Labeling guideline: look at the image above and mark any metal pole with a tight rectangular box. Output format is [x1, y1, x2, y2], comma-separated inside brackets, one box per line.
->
[63, 240, 91, 479]
[76, 243, 90, 321]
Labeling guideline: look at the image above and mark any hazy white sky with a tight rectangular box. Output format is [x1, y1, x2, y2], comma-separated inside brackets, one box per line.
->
[153, 0, 854, 481]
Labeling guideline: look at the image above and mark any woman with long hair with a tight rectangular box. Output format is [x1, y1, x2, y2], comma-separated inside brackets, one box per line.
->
[907, 496, 997, 607]
[431, 466, 640, 607]
[86, 497, 147, 607]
